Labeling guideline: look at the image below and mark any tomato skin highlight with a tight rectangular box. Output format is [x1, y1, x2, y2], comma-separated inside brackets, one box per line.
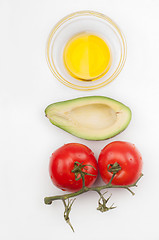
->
[98, 141, 143, 185]
[49, 143, 98, 192]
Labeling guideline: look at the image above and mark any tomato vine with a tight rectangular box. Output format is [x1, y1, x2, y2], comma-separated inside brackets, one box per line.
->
[44, 162, 143, 232]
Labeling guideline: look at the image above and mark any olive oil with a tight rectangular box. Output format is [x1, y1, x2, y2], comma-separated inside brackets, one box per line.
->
[63, 33, 111, 81]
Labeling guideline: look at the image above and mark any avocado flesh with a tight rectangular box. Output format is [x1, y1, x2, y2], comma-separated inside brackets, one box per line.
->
[45, 96, 131, 140]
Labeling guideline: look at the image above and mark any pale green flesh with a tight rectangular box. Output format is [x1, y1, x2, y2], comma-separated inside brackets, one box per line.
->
[45, 96, 132, 140]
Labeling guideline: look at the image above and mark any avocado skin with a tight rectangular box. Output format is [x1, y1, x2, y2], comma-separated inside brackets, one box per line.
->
[45, 96, 132, 141]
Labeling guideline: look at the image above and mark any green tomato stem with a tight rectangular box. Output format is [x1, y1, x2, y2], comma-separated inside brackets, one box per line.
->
[44, 173, 143, 205]
[44, 161, 143, 232]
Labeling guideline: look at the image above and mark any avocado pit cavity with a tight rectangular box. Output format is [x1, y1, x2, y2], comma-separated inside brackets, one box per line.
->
[70, 104, 117, 129]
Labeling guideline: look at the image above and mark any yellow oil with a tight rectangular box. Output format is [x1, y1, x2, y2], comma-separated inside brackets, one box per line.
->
[63, 33, 111, 81]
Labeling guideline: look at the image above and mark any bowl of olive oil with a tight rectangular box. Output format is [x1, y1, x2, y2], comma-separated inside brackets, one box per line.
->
[46, 11, 127, 91]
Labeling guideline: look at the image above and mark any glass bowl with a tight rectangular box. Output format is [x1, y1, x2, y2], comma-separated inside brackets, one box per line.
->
[46, 11, 127, 91]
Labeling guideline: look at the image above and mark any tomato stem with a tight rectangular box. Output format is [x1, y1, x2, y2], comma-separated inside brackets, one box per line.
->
[71, 161, 96, 189]
[108, 173, 116, 185]
[62, 198, 75, 232]
[44, 161, 143, 232]
[107, 162, 122, 174]
[44, 173, 143, 204]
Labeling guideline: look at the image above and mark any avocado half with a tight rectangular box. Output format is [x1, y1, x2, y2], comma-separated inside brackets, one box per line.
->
[45, 96, 132, 140]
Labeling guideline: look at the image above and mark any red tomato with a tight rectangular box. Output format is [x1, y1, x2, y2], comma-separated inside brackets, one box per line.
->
[98, 141, 142, 185]
[49, 143, 98, 192]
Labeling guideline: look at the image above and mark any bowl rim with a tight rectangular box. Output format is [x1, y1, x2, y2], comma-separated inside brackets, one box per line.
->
[46, 10, 127, 91]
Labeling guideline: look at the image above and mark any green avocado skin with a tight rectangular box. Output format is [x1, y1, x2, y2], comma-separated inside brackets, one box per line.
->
[45, 96, 132, 141]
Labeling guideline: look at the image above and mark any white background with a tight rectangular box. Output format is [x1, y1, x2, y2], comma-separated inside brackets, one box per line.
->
[1, 0, 159, 239]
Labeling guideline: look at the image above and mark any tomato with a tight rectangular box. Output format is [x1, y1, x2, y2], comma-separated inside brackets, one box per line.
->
[49, 143, 98, 192]
[98, 141, 142, 185]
